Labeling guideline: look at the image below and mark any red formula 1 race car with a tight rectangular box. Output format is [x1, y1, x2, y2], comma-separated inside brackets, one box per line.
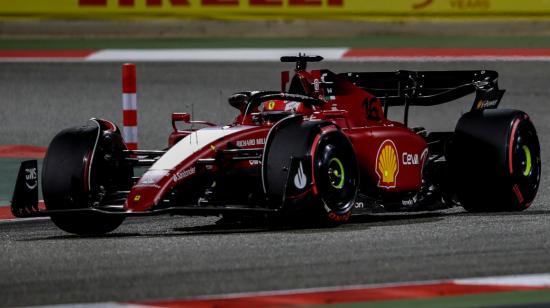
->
[12, 55, 541, 235]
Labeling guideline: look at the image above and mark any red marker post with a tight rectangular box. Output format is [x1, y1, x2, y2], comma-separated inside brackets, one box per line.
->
[122, 63, 138, 150]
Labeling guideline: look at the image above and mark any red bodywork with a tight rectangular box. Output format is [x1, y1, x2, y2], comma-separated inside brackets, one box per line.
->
[125, 68, 428, 212]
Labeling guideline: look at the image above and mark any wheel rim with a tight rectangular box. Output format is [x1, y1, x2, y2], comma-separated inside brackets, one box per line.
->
[328, 157, 345, 189]
[521, 145, 532, 177]
[512, 128, 538, 181]
[510, 119, 540, 205]
[314, 133, 357, 214]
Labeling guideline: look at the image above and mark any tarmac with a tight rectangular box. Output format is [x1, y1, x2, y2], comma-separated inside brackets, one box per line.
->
[1, 60, 550, 306]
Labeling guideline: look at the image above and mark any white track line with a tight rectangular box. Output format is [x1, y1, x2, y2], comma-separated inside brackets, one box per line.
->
[456, 274, 550, 287]
[162, 273, 550, 302]
[3, 49, 550, 62]
[86, 48, 348, 62]
[0, 217, 50, 224]
[39, 303, 149, 308]
[343, 56, 550, 62]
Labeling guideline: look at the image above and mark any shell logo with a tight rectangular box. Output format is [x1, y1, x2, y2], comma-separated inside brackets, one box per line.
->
[476, 100, 482, 109]
[375, 140, 399, 188]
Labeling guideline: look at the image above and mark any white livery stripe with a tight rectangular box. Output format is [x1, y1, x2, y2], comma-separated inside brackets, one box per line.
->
[151, 125, 255, 170]
[122, 93, 137, 109]
[123, 126, 138, 143]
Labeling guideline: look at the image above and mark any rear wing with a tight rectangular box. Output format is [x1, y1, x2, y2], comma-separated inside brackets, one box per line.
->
[341, 70, 505, 125]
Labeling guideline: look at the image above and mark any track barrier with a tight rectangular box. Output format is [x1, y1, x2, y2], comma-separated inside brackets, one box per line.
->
[122, 63, 138, 150]
[1, 0, 550, 20]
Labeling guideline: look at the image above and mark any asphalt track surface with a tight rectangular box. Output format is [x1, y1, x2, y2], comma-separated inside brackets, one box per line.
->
[1, 61, 550, 306]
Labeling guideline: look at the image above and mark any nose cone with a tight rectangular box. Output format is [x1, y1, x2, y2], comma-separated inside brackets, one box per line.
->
[126, 170, 169, 212]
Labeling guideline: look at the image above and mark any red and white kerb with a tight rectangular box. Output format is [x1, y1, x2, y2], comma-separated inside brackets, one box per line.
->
[122, 63, 138, 150]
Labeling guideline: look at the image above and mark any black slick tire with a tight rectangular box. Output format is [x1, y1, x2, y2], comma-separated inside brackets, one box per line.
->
[263, 116, 358, 224]
[450, 109, 540, 212]
[43, 119, 131, 235]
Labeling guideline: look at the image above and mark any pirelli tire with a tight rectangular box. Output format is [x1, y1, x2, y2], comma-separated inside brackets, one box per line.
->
[450, 109, 540, 212]
[42, 119, 132, 235]
[263, 116, 359, 225]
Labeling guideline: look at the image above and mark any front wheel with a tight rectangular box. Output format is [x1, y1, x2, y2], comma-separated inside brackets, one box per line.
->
[311, 130, 359, 223]
[50, 212, 125, 236]
[42, 119, 131, 235]
[263, 116, 358, 224]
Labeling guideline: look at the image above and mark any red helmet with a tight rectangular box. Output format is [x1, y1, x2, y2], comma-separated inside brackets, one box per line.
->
[261, 100, 313, 116]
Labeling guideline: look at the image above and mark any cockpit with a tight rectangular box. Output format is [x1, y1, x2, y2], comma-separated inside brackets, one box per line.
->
[229, 91, 321, 125]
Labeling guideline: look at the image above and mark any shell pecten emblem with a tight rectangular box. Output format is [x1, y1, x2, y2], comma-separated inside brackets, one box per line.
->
[375, 140, 399, 188]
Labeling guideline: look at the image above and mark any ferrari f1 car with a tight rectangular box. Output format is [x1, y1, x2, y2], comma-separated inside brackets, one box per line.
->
[12, 55, 541, 235]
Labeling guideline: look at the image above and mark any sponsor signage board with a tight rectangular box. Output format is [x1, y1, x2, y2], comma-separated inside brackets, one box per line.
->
[1, 0, 550, 19]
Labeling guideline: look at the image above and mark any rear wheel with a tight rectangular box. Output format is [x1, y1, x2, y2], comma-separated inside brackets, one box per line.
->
[450, 109, 540, 212]
[43, 119, 132, 235]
